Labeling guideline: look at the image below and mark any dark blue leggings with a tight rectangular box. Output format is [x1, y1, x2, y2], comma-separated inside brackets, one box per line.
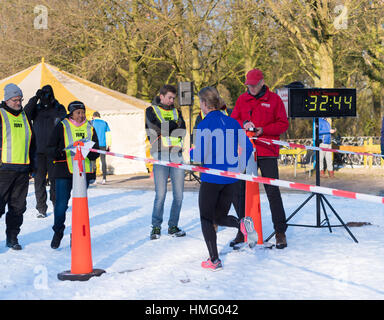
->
[199, 181, 240, 261]
[53, 178, 89, 234]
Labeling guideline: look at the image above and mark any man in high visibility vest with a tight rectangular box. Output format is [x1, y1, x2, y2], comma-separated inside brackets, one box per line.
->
[46, 101, 99, 249]
[145, 84, 186, 240]
[0, 83, 36, 250]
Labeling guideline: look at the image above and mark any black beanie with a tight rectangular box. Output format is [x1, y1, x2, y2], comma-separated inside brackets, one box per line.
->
[68, 101, 86, 114]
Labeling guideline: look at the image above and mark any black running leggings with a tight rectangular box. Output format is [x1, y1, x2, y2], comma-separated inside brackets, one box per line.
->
[199, 181, 240, 261]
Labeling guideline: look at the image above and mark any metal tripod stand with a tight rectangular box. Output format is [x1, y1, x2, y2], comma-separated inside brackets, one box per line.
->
[266, 117, 358, 243]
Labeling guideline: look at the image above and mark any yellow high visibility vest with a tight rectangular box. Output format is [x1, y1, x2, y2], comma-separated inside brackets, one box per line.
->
[151, 105, 183, 148]
[0, 108, 32, 165]
[62, 119, 94, 174]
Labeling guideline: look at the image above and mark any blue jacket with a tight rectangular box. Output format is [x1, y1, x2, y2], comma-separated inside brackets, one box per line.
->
[91, 118, 110, 147]
[319, 118, 332, 144]
[191, 110, 253, 184]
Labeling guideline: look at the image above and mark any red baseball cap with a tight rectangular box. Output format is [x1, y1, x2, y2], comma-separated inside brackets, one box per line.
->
[245, 69, 264, 85]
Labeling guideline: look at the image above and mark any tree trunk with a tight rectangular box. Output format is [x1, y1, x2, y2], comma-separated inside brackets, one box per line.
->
[313, 41, 334, 88]
[371, 81, 383, 135]
[126, 58, 138, 97]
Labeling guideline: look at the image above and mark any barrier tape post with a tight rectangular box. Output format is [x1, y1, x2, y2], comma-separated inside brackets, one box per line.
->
[58, 141, 105, 281]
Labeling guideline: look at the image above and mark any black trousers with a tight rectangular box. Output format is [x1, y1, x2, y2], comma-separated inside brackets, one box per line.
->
[235, 157, 287, 233]
[99, 146, 107, 179]
[199, 181, 240, 261]
[34, 153, 55, 214]
[232, 180, 245, 219]
[0, 171, 29, 237]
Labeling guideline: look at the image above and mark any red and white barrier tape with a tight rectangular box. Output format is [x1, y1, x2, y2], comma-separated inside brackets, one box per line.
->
[83, 147, 384, 205]
[254, 137, 384, 158]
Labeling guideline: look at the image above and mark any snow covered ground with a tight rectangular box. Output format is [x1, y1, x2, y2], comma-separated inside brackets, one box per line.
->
[1, 182, 384, 300]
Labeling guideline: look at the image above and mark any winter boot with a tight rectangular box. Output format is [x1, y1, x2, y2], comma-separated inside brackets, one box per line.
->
[201, 258, 223, 271]
[229, 229, 245, 247]
[6, 235, 22, 250]
[168, 226, 186, 237]
[37, 211, 47, 218]
[51, 232, 64, 249]
[240, 217, 258, 248]
[320, 170, 326, 178]
[275, 232, 287, 249]
[328, 171, 334, 178]
[150, 226, 161, 240]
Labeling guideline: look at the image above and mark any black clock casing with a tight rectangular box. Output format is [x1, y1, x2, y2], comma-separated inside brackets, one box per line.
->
[288, 88, 356, 118]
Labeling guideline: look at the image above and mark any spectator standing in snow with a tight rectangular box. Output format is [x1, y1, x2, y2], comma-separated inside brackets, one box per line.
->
[231, 68, 289, 249]
[319, 117, 336, 178]
[47, 101, 99, 249]
[91, 111, 111, 184]
[145, 84, 186, 240]
[24, 85, 67, 218]
[191, 86, 253, 271]
[0, 83, 36, 250]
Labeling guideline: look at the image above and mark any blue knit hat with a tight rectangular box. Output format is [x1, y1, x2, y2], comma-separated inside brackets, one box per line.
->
[4, 83, 23, 101]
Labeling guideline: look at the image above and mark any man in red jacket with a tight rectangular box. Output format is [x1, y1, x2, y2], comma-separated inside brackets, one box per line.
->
[231, 68, 289, 249]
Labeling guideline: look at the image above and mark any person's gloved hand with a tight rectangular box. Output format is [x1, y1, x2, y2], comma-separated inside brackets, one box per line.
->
[35, 89, 43, 99]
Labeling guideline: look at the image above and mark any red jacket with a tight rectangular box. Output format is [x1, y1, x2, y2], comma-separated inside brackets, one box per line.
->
[231, 86, 289, 157]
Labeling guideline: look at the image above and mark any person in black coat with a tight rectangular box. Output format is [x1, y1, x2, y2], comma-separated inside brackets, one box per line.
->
[24, 85, 67, 218]
[46, 101, 99, 249]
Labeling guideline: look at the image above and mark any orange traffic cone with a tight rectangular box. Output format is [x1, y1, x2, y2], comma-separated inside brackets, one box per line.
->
[58, 141, 105, 281]
[244, 131, 273, 248]
[245, 180, 263, 245]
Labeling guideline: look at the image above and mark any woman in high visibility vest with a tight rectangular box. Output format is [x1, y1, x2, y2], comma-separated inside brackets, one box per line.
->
[47, 101, 99, 249]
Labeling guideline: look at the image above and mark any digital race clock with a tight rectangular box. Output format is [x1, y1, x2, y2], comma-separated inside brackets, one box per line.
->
[288, 88, 356, 118]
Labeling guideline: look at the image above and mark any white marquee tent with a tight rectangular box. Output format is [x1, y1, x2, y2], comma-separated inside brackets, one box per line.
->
[0, 59, 150, 175]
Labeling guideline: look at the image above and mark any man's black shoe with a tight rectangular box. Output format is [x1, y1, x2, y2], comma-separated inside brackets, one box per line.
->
[6, 237, 22, 250]
[229, 230, 244, 247]
[37, 211, 47, 218]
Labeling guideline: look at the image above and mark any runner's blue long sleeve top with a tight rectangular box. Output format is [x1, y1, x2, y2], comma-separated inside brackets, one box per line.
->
[191, 110, 253, 184]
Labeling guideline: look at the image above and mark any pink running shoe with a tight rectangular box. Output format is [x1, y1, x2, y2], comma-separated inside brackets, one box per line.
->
[240, 217, 258, 248]
[201, 258, 223, 271]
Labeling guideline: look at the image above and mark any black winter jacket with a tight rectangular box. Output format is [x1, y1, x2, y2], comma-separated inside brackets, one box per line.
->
[24, 96, 67, 154]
